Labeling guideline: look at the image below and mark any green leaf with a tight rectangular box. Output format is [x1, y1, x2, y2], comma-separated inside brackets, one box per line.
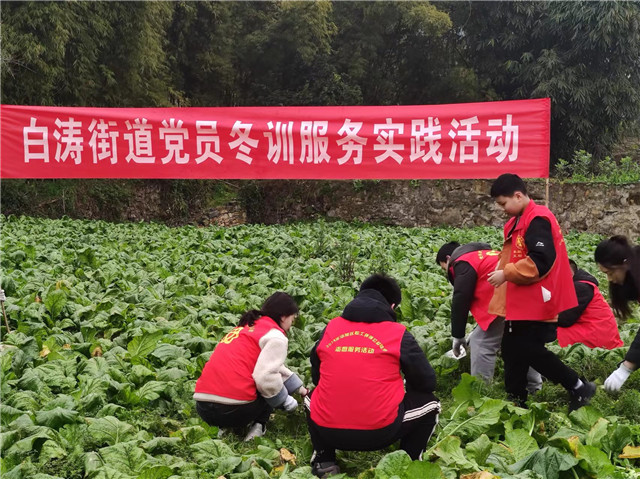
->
[227, 466, 271, 479]
[99, 441, 150, 476]
[190, 439, 233, 461]
[44, 289, 67, 321]
[585, 417, 608, 448]
[85, 451, 105, 475]
[35, 407, 80, 429]
[136, 466, 173, 479]
[201, 456, 243, 476]
[156, 368, 188, 382]
[503, 429, 539, 462]
[508, 447, 579, 479]
[568, 406, 602, 431]
[38, 439, 67, 464]
[441, 398, 505, 440]
[130, 365, 155, 385]
[141, 436, 182, 454]
[127, 332, 163, 359]
[374, 450, 412, 479]
[466, 434, 493, 465]
[402, 461, 443, 479]
[150, 343, 188, 364]
[433, 436, 479, 470]
[87, 416, 137, 446]
[601, 424, 632, 457]
[575, 443, 615, 477]
[135, 381, 166, 402]
[451, 374, 484, 405]
[5, 430, 53, 458]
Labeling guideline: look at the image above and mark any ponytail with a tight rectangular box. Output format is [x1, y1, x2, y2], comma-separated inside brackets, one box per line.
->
[237, 292, 299, 328]
[238, 309, 262, 327]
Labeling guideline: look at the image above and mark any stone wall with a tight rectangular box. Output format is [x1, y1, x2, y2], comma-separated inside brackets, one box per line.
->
[3, 179, 639, 237]
[245, 180, 640, 238]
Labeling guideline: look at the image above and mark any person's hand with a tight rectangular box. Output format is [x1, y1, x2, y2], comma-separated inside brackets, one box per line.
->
[488, 270, 506, 287]
[283, 395, 298, 412]
[298, 386, 309, 397]
[452, 337, 467, 358]
[604, 363, 633, 392]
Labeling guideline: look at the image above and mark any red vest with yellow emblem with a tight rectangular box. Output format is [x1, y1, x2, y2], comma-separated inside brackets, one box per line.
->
[195, 316, 284, 401]
[557, 280, 624, 349]
[310, 316, 405, 430]
[450, 250, 501, 330]
[504, 200, 577, 320]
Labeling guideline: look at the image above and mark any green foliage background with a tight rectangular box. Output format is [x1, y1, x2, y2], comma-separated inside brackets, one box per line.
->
[2, 1, 639, 163]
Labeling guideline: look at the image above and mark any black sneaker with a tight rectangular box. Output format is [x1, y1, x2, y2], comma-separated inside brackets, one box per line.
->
[311, 461, 340, 478]
[569, 380, 596, 412]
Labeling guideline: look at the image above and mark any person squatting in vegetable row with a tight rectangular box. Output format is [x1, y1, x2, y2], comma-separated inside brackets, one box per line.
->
[436, 241, 542, 393]
[193, 292, 308, 441]
[305, 274, 441, 478]
[595, 236, 640, 392]
[487, 173, 596, 411]
[555, 259, 623, 350]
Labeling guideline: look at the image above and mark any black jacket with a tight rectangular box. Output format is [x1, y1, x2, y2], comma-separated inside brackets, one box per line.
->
[310, 289, 436, 392]
[447, 242, 493, 339]
[557, 269, 597, 328]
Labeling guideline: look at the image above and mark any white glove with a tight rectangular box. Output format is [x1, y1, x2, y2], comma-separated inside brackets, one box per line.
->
[452, 337, 467, 358]
[0, 289, 5, 301]
[282, 395, 298, 412]
[604, 364, 633, 392]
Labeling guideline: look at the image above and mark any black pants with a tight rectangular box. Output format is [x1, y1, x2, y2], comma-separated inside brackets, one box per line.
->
[196, 398, 273, 428]
[502, 320, 579, 403]
[306, 388, 440, 461]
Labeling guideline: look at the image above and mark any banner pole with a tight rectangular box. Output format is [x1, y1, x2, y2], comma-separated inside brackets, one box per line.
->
[545, 177, 550, 207]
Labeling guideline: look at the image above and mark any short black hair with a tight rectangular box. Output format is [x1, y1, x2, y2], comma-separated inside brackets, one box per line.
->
[360, 273, 402, 306]
[568, 259, 578, 273]
[490, 173, 528, 198]
[436, 242, 460, 264]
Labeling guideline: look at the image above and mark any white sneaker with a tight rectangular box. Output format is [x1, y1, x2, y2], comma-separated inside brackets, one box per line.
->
[244, 422, 266, 441]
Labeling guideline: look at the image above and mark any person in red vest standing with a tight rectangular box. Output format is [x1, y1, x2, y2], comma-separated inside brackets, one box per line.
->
[194, 292, 308, 441]
[487, 173, 596, 411]
[594, 236, 640, 391]
[306, 274, 440, 478]
[557, 259, 624, 349]
[436, 241, 542, 392]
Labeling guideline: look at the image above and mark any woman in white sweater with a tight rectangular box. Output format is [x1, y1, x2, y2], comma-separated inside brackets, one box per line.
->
[194, 292, 308, 440]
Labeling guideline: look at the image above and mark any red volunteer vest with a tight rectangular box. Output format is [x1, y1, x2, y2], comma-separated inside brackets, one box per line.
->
[195, 316, 284, 401]
[504, 200, 577, 320]
[557, 280, 624, 349]
[310, 316, 405, 430]
[450, 250, 501, 330]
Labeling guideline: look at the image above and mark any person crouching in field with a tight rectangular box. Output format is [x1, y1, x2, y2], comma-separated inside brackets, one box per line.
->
[306, 274, 441, 478]
[487, 173, 596, 411]
[557, 259, 623, 349]
[594, 236, 640, 392]
[436, 241, 542, 392]
[194, 292, 308, 441]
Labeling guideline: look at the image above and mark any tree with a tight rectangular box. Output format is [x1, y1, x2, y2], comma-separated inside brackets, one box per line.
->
[449, 1, 640, 162]
[1, 1, 173, 107]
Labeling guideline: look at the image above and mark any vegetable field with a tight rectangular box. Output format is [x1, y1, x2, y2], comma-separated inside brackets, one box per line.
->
[1, 216, 639, 479]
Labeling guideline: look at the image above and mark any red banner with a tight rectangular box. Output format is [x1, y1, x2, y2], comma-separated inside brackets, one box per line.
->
[1, 99, 550, 179]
